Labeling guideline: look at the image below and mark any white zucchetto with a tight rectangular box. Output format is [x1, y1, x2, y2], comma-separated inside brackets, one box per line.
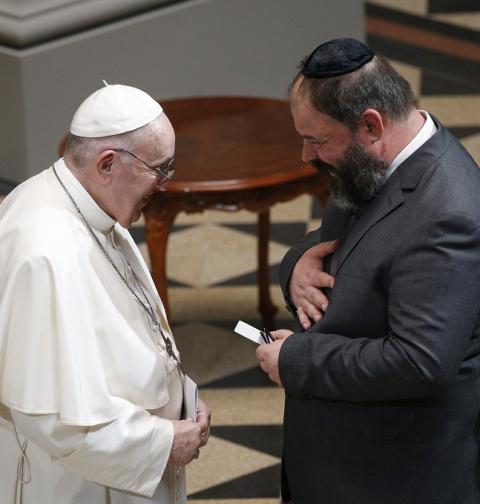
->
[70, 83, 163, 138]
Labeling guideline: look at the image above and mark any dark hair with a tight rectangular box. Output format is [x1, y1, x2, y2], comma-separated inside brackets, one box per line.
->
[291, 54, 416, 130]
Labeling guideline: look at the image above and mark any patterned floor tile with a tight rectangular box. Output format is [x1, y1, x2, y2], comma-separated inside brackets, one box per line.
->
[428, 0, 479, 14]
[459, 132, 480, 164]
[131, 214, 145, 227]
[212, 263, 281, 287]
[165, 224, 289, 288]
[219, 222, 308, 248]
[432, 13, 480, 31]
[203, 365, 276, 389]
[418, 95, 480, 127]
[306, 219, 322, 234]
[269, 194, 312, 222]
[128, 226, 146, 244]
[368, 0, 429, 16]
[196, 388, 285, 426]
[390, 59, 422, 97]
[172, 321, 260, 386]
[449, 127, 480, 139]
[176, 209, 257, 225]
[211, 425, 283, 458]
[189, 464, 281, 500]
[186, 435, 279, 496]
[137, 241, 152, 270]
[420, 70, 480, 96]
[168, 286, 290, 323]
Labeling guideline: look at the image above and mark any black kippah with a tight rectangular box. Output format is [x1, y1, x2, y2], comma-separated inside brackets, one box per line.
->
[301, 38, 374, 78]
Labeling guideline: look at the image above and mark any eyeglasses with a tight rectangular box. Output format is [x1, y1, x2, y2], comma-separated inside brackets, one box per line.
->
[111, 148, 175, 183]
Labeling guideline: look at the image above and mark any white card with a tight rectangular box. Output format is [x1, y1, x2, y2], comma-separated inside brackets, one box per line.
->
[183, 374, 198, 421]
[234, 320, 264, 345]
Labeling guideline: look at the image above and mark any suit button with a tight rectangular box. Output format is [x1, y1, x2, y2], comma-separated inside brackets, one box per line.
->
[308, 394, 313, 399]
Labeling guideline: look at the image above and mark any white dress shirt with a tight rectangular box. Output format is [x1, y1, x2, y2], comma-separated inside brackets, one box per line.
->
[385, 110, 437, 179]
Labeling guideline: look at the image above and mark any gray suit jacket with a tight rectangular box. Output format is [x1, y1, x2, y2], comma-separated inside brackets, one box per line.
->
[278, 117, 480, 504]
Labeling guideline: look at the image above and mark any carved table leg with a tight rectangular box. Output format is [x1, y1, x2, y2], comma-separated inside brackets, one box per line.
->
[257, 210, 278, 329]
[144, 208, 178, 323]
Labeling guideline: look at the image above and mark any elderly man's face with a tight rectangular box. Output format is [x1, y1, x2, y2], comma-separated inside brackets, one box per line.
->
[290, 93, 388, 212]
[110, 115, 175, 228]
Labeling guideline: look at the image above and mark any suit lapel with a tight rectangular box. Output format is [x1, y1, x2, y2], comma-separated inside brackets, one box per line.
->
[320, 206, 355, 275]
[332, 173, 405, 276]
[331, 115, 449, 276]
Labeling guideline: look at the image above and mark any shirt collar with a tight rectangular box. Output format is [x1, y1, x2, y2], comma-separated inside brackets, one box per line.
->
[53, 158, 116, 234]
[385, 111, 437, 180]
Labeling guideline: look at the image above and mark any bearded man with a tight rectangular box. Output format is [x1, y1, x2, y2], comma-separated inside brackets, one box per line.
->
[0, 83, 210, 504]
[257, 38, 480, 503]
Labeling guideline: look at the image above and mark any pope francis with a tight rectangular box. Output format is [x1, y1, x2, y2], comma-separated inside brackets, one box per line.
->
[0, 84, 210, 504]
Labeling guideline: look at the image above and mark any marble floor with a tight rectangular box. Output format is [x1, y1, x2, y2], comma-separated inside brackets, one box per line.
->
[0, 1, 479, 502]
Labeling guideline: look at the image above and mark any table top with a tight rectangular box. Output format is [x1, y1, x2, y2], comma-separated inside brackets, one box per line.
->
[160, 96, 319, 193]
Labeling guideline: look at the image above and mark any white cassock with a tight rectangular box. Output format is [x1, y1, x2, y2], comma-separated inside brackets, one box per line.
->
[0, 159, 187, 504]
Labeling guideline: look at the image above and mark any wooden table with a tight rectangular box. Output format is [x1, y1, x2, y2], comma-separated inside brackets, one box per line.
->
[144, 96, 329, 328]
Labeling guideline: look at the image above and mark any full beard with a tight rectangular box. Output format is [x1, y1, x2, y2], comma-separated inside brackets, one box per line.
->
[311, 139, 389, 214]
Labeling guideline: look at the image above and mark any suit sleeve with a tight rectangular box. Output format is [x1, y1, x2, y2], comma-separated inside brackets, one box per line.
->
[279, 211, 480, 401]
[11, 404, 174, 497]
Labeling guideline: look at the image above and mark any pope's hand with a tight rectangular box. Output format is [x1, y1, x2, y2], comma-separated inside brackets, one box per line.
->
[196, 399, 211, 447]
[256, 329, 293, 386]
[169, 419, 204, 466]
[290, 240, 338, 330]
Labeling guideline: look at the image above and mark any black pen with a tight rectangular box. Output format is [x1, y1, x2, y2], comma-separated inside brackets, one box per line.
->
[262, 328, 274, 343]
[260, 330, 269, 344]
